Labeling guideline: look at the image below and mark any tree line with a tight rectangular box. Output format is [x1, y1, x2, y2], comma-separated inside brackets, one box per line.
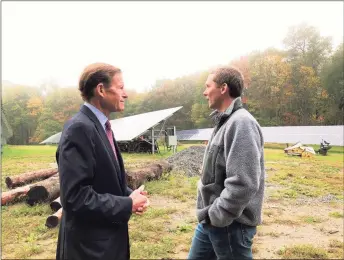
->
[2, 23, 343, 145]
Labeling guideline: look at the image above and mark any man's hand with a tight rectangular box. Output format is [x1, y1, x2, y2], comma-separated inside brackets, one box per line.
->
[134, 204, 148, 215]
[129, 188, 147, 213]
[133, 185, 150, 215]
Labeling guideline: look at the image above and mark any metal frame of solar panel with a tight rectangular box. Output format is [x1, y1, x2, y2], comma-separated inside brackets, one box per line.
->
[40, 106, 183, 154]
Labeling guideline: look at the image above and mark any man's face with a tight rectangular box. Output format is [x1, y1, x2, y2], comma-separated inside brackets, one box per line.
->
[103, 73, 128, 112]
[203, 74, 223, 110]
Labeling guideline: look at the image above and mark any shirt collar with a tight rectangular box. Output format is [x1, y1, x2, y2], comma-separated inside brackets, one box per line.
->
[84, 102, 108, 131]
[209, 97, 243, 125]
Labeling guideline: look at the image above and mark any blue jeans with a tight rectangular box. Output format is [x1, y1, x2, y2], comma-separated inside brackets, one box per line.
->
[188, 221, 256, 260]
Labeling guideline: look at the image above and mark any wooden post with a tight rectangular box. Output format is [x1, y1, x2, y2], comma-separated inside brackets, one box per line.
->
[152, 127, 155, 154]
[173, 126, 177, 154]
[1, 185, 32, 205]
[125, 160, 172, 189]
[5, 168, 58, 189]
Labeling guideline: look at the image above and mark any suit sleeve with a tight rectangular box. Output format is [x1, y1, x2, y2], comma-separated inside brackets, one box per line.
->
[126, 187, 133, 196]
[58, 121, 133, 223]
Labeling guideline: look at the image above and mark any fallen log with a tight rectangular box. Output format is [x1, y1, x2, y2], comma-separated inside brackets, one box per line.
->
[126, 160, 172, 189]
[46, 208, 63, 228]
[1, 184, 33, 205]
[26, 175, 60, 206]
[50, 197, 62, 212]
[157, 160, 173, 173]
[5, 168, 58, 189]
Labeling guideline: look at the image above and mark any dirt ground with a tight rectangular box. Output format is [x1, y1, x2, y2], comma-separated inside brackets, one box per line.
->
[4, 186, 342, 260]
[149, 185, 344, 259]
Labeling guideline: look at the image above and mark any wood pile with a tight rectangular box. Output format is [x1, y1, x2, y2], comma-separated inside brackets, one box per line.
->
[2, 160, 172, 228]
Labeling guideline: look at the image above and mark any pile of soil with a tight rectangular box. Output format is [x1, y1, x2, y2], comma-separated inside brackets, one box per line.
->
[167, 146, 206, 177]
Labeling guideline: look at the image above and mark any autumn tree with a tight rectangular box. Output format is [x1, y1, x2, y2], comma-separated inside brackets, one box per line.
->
[321, 43, 344, 124]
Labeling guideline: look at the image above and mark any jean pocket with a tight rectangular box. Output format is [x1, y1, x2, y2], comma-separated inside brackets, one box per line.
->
[240, 223, 256, 247]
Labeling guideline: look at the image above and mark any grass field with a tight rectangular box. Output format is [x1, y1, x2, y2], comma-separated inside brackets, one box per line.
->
[1, 144, 343, 259]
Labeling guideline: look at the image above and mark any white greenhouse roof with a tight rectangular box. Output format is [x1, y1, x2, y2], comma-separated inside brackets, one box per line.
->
[40, 106, 183, 144]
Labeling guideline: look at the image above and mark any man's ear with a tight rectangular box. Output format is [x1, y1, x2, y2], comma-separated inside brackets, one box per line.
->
[95, 83, 105, 98]
[220, 83, 229, 95]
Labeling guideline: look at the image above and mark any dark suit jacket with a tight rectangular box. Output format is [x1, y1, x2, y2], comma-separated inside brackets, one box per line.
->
[56, 105, 133, 260]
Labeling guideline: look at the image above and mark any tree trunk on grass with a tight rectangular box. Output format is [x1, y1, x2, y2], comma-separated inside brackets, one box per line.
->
[46, 208, 63, 228]
[1, 185, 33, 205]
[126, 160, 172, 189]
[26, 175, 60, 206]
[5, 168, 58, 189]
[50, 197, 62, 212]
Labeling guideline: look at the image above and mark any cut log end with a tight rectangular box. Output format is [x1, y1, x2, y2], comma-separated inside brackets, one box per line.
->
[27, 186, 49, 206]
[46, 208, 63, 228]
[46, 215, 59, 228]
[50, 201, 62, 212]
[26, 176, 59, 206]
[5, 177, 13, 189]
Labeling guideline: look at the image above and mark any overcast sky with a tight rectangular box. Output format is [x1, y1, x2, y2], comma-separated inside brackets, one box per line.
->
[2, 1, 343, 92]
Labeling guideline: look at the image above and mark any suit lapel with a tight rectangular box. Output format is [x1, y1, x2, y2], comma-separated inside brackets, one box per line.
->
[80, 105, 125, 193]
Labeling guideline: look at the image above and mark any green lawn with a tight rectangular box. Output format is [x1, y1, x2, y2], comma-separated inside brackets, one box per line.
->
[1, 144, 343, 259]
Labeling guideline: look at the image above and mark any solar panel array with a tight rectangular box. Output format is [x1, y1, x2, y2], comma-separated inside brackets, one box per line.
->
[40, 132, 62, 144]
[261, 125, 343, 146]
[110, 106, 182, 141]
[176, 128, 213, 141]
[177, 125, 344, 146]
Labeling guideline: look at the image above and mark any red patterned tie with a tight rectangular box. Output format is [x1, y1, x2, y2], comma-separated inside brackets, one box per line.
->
[105, 120, 118, 160]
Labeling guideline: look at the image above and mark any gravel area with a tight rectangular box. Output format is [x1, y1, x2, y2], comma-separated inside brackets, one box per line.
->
[166, 146, 206, 177]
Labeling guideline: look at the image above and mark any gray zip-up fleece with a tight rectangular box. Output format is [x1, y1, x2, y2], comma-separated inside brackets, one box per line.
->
[196, 97, 265, 227]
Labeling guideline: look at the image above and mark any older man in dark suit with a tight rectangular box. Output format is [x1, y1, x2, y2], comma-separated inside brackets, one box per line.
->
[56, 63, 148, 260]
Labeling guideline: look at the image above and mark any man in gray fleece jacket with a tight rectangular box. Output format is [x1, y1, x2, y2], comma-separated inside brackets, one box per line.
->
[188, 67, 265, 260]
